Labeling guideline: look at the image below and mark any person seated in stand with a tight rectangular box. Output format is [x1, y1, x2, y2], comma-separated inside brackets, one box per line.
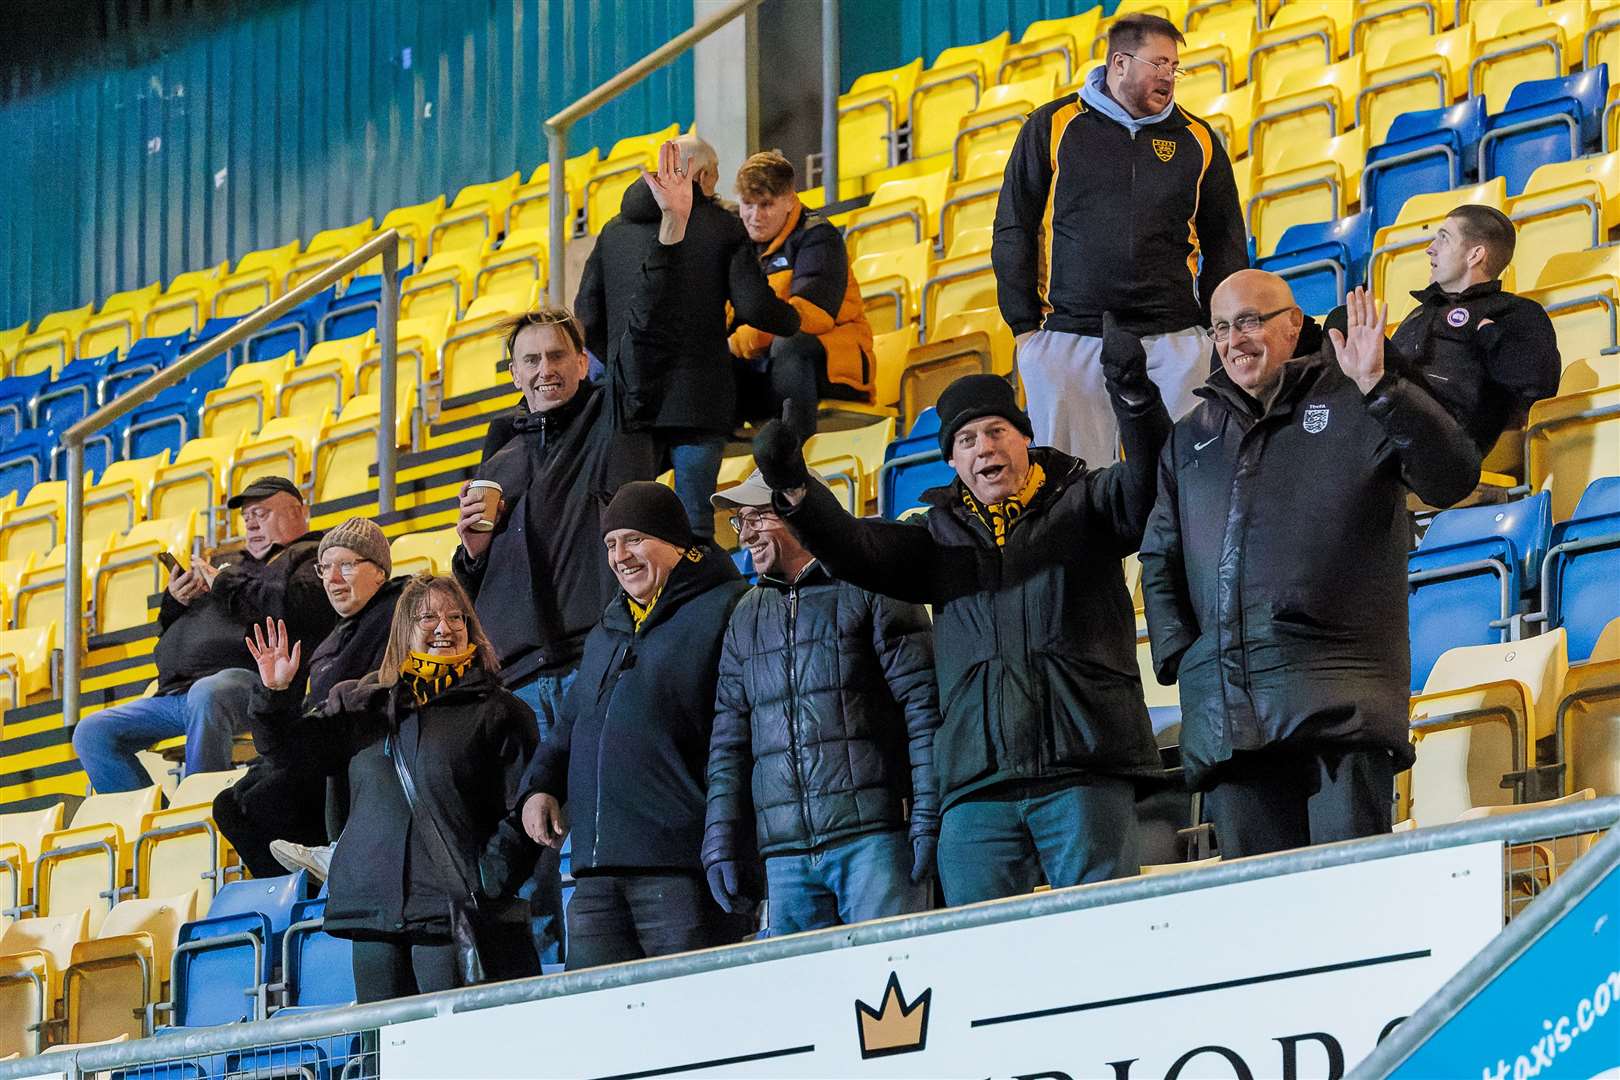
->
[72, 477, 332, 792]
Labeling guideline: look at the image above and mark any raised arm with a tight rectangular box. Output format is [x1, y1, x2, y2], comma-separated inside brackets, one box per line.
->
[1082, 315, 1174, 553]
[1139, 442, 1198, 685]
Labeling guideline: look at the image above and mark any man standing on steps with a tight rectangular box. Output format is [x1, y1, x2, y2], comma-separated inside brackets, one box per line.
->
[994, 12, 1247, 468]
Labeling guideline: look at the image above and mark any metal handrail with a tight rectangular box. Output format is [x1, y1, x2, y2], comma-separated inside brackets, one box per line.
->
[60, 229, 402, 731]
[544, 0, 767, 305]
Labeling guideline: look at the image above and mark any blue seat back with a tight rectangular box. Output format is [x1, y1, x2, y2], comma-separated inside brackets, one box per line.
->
[1382, 96, 1488, 151]
[125, 332, 190, 369]
[0, 429, 50, 502]
[206, 871, 308, 938]
[730, 548, 757, 583]
[36, 351, 117, 430]
[907, 407, 941, 440]
[1364, 99, 1486, 233]
[51, 419, 125, 483]
[1547, 478, 1620, 662]
[246, 290, 332, 363]
[1416, 492, 1552, 588]
[884, 454, 953, 519]
[173, 911, 268, 1027]
[0, 371, 51, 440]
[126, 386, 199, 461]
[1484, 67, 1609, 194]
[284, 898, 355, 1009]
[1409, 570, 1510, 692]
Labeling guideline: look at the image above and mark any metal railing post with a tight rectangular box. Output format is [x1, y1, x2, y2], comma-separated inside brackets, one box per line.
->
[378, 244, 400, 516]
[60, 446, 85, 729]
[547, 127, 568, 309]
[821, 0, 840, 198]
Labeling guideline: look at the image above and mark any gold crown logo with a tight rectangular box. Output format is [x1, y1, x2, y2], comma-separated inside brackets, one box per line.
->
[855, 972, 931, 1059]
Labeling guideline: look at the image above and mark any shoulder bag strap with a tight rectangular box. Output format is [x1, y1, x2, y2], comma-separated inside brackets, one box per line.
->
[387, 731, 479, 904]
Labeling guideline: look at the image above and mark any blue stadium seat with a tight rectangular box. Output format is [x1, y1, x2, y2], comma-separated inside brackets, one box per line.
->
[879, 409, 951, 518]
[103, 332, 192, 402]
[730, 548, 758, 583]
[126, 385, 202, 461]
[1408, 493, 1552, 691]
[1362, 97, 1487, 234]
[36, 350, 118, 430]
[1480, 66, 1610, 195]
[0, 427, 53, 502]
[318, 269, 408, 342]
[1543, 477, 1620, 664]
[246, 290, 333, 363]
[168, 873, 311, 1028]
[191, 315, 246, 379]
[278, 898, 355, 1011]
[1254, 212, 1373, 315]
[0, 371, 50, 441]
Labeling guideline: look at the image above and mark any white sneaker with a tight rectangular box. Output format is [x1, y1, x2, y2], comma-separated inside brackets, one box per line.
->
[269, 839, 333, 882]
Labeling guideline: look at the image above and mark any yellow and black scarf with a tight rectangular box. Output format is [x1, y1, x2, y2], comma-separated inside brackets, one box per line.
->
[399, 646, 478, 705]
[625, 547, 704, 632]
[960, 463, 1046, 547]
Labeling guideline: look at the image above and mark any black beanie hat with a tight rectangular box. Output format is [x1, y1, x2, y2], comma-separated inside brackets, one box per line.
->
[601, 481, 695, 548]
[936, 374, 1033, 456]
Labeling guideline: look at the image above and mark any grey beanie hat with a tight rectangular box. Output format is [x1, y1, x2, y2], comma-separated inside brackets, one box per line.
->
[318, 517, 392, 576]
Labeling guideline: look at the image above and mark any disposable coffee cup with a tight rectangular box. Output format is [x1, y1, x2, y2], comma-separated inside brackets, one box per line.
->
[467, 479, 503, 532]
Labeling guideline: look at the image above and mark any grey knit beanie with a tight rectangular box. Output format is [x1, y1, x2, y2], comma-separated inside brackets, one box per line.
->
[318, 517, 392, 576]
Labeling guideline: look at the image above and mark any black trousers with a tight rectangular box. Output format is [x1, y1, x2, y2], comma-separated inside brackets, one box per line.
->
[565, 872, 751, 971]
[1204, 747, 1396, 859]
[212, 770, 328, 880]
[350, 936, 461, 1004]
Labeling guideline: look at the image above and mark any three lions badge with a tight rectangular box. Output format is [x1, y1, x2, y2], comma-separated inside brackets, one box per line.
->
[1152, 138, 1176, 162]
[1302, 404, 1330, 434]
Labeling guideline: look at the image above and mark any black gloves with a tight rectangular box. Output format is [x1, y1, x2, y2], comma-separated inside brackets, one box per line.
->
[1100, 312, 1156, 404]
[911, 835, 937, 885]
[477, 815, 539, 901]
[752, 402, 811, 491]
[706, 860, 744, 914]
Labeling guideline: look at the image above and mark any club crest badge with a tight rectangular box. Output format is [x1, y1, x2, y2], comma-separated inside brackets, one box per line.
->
[1152, 138, 1176, 162]
[1446, 307, 1470, 327]
[1302, 404, 1330, 434]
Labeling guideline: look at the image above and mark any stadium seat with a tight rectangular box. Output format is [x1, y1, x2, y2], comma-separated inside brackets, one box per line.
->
[1362, 97, 1488, 235]
[0, 372, 48, 441]
[474, 228, 549, 302]
[134, 770, 244, 907]
[13, 535, 107, 634]
[931, 306, 1014, 378]
[1251, 55, 1365, 177]
[244, 291, 333, 364]
[33, 786, 163, 932]
[0, 803, 64, 921]
[0, 429, 53, 504]
[878, 408, 950, 518]
[909, 33, 1010, 162]
[1481, 68, 1612, 196]
[868, 328, 914, 406]
[168, 872, 309, 1026]
[212, 240, 302, 318]
[1470, 1, 1588, 116]
[1249, 126, 1369, 257]
[1556, 617, 1620, 797]
[199, 353, 293, 445]
[1370, 176, 1510, 319]
[389, 528, 459, 578]
[63, 893, 196, 1044]
[1359, 25, 1478, 148]
[1186, 82, 1260, 152]
[94, 514, 198, 636]
[1522, 245, 1620, 363]
[102, 334, 190, 404]
[0, 322, 31, 372]
[0, 908, 91, 1058]
[13, 303, 95, 378]
[1250, 4, 1345, 102]
[1542, 478, 1620, 663]
[1354, 0, 1444, 63]
[1177, 10, 1258, 102]
[1409, 492, 1552, 692]
[148, 436, 237, 547]
[1255, 211, 1372, 315]
[998, 9, 1101, 87]
[227, 413, 326, 504]
[0, 626, 56, 714]
[838, 59, 921, 181]
[276, 897, 354, 1010]
[1407, 629, 1571, 824]
[586, 127, 677, 235]
[507, 148, 599, 237]
[952, 73, 1056, 179]
[402, 248, 482, 327]
[82, 454, 168, 553]
[853, 239, 930, 331]
[938, 174, 1002, 255]
[803, 417, 896, 511]
[358, 314, 446, 406]
[315, 268, 395, 342]
[78, 285, 162, 361]
[36, 351, 118, 432]
[1506, 150, 1620, 288]
[897, 332, 997, 426]
[143, 265, 228, 341]
[920, 253, 996, 340]
[278, 333, 372, 421]
[844, 167, 951, 261]
[439, 296, 527, 402]
[0, 480, 70, 563]
[431, 172, 522, 257]
[284, 219, 376, 292]
[368, 195, 446, 275]
[312, 388, 413, 504]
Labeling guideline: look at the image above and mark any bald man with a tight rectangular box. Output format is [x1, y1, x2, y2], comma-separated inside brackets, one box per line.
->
[575, 133, 799, 539]
[1139, 272, 1481, 857]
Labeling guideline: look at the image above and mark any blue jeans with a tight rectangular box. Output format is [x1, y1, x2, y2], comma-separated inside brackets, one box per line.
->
[667, 436, 726, 542]
[766, 829, 930, 936]
[512, 666, 578, 966]
[71, 668, 260, 793]
[935, 780, 1141, 905]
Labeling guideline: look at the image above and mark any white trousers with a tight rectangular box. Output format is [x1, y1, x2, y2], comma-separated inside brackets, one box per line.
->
[1018, 326, 1209, 466]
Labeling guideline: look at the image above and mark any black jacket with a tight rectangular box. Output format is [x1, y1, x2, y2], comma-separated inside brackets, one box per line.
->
[574, 178, 800, 434]
[993, 93, 1248, 338]
[703, 563, 941, 867]
[153, 532, 332, 695]
[518, 548, 746, 875]
[452, 385, 656, 688]
[777, 386, 1172, 809]
[250, 666, 538, 938]
[1139, 349, 1483, 789]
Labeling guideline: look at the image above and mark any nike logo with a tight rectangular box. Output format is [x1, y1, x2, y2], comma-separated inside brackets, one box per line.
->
[1194, 436, 1220, 451]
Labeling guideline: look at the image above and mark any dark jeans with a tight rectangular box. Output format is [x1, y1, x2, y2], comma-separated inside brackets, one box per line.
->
[739, 332, 826, 443]
[350, 936, 461, 1004]
[512, 666, 579, 966]
[1205, 747, 1395, 858]
[565, 872, 750, 971]
[212, 770, 327, 879]
[935, 779, 1141, 905]
[665, 434, 726, 541]
[765, 829, 930, 936]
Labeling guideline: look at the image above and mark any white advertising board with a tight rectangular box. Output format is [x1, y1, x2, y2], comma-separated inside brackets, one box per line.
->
[382, 842, 1503, 1079]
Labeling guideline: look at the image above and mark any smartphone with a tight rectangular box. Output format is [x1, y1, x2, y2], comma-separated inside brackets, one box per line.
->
[157, 551, 185, 576]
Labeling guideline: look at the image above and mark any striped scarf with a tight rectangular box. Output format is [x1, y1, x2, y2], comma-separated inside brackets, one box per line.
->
[960, 462, 1046, 547]
[399, 646, 478, 705]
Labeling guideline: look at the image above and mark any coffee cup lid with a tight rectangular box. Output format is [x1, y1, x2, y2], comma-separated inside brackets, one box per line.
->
[467, 479, 503, 491]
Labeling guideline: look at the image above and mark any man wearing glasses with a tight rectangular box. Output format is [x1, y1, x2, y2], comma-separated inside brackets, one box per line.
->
[71, 476, 333, 792]
[702, 470, 941, 932]
[993, 12, 1248, 469]
[213, 517, 404, 878]
[1139, 271, 1481, 857]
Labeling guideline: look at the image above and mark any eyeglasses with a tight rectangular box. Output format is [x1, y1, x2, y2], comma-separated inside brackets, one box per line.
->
[316, 560, 373, 580]
[1206, 306, 1297, 342]
[414, 611, 467, 630]
[1122, 53, 1189, 79]
[727, 510, 778, 533]
[240, 505, 281, 524]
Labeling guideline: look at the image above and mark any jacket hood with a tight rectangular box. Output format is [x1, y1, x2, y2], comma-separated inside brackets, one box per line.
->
[601, 544, 742, 633]
[1079, 68, 1178, 133]
[620, 176, 662, 223]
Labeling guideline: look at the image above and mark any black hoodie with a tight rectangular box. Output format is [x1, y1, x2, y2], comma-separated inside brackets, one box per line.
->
[574, 178, 800, 434]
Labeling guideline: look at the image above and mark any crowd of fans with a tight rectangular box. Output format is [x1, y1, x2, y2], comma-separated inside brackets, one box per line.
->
[69, 14, 1564, 1004]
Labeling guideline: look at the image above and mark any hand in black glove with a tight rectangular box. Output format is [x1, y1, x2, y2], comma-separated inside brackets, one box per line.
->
[706, 860, 745, 914]
[1100, 312, 1156, 404]
[477, 816, 539, 901]
[752, 401, 811, 491]
[910, 834, 938, 885]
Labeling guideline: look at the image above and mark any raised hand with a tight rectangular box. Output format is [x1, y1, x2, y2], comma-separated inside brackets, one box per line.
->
[641, 139, 694, 244]
[752, 401, 811, 492]
[1327, 286, 1388, 395]
[245, 617, 302, 691]
[1099, 312, 1155, 403]
[521, 792, 569, 849]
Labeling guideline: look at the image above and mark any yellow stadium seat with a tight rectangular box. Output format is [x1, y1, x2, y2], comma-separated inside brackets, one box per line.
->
[358, 314, 447, 407]
[1251, 6, 1345, 103]
[1178, 10, 1258, 102]
[0, 803, 63, 919]
[939, 174, 1004, 254]
[0, 626, 54, 713]
[1589, 3, 1620, 73]
[78, 284, 161, 360]
[896, 330, 999, 424]
[212, 239, 303, 318]
[474, 228, 548, 302]
[12, 303, 95, 377]
[946, 224, 994, 259]
[149, 436, 238, 547]
[606, 122, 681, 164]
[142, 264, 227, 340]
[0, 480, 70, 563]
[844, 167, 952, 262]
[14, 536, 107, 634]
[63, 893, 195, 1044]
[803, 416, 896, 511]
[390, 527, 460, 578]
[586, 153, 657, 236]
[1523, 246, 1620, 365]
[1555, 353, 1620, 396]
[1558, 619, 1620, 797]
[135, 772, 243, 906]
[961, 146, 1012, 181]
[1091, 0, 1192, 58]
[1251, 55, 1364, 175]
[839, 59, 922, 180]
[368, 195, 446, 273]
[921, 252, 997, 340]
[870, 328, 915, 408]
[402, 248, 482, 326]
[227, 414, 326, 503]
[1182, 81, 1259, 152]
[200, 353, 293, 444]
[1471, 1, 1585, 114]
[0, 322, 29, 372]
[931, 306, 1015, 377]
[1526, 384, 1620, 520]
[1248, 127, 1370, 256]
[35, 786, 163, 933]
[1359, 24, 1476, 146]
[910, 33, 1010, 162]
[439, 298, 526, 402]
[278, 332, 372, 421]
[312, 387, 415, 504]
[93, 514, 196, 636]
[1354, 0, 1444, 61]
[1506, 151, 1620, 288]
[853, 239, 932, 330]
[1407, 630, 1570, 825]
[83, 454, 168, 554]
[0, 909, 91, 1058]
[952, 72, 1056, 181]
[431, 172, 522, 257]
[509, 147, 600, 236]
[284, 218, 375, 292]
[999, 9, 1102, 87]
